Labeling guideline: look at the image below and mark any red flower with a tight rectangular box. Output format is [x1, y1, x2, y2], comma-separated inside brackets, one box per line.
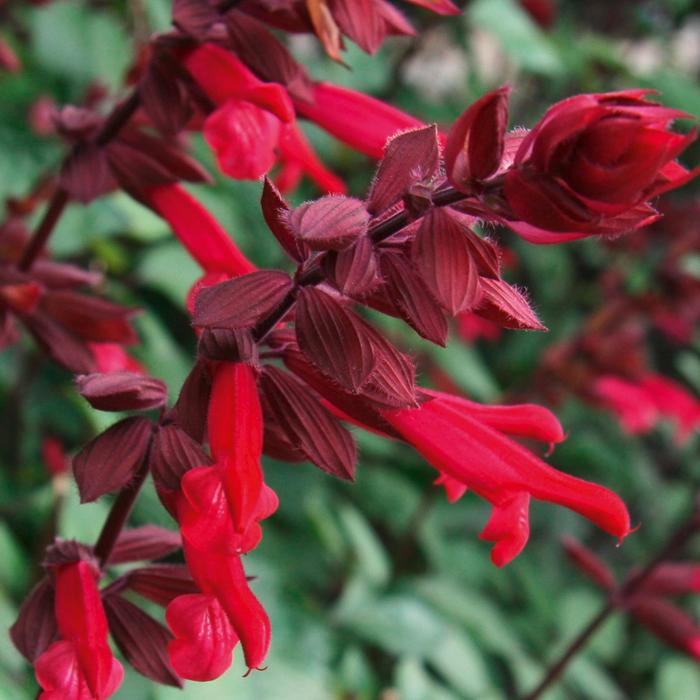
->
[276, 124, 346, 194]
[89, 343, 144, 374]
[295, 82, 424, 158]
[457, 312, 502, 342]
[595, 372, 700, 443]
[382, 392, 630, 566]
[144, 183, 256, 277]
[166, 363, 276, 680]
[183, 44, 293, 180]
[503, 90, 698, 241]
[35, 560, 123, 699]
[183, 44, 343, 192]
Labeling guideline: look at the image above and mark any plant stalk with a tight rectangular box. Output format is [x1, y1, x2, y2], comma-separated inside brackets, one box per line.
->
[522, 506, 700, 700]
[252, 184, 470, 345]
[93, 440, 153, 567]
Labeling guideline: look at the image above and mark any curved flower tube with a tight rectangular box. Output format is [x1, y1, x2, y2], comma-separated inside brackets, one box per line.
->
[35, 561, 123, 700]
[166, 363, 276, 679]
[382, 395, 631, 566]
[294, 82, 424, 158]
[182, 44, 343, 191]
[144, 183, 256, 277]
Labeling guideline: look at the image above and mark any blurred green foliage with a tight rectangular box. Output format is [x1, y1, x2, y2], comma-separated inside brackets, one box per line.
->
[1, 0, 699, 698]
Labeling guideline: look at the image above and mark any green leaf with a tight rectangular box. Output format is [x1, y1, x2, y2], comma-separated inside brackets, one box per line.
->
[0, 523, 29, 597]
[427, 628, 492, 697]
[656, 658, 700, 700]
[137, 242, 201, 306]
[338, 506, 391, 587]
[469, 0, 564, 76]
[336, 595, 446, 657]
[30, 1, 130, 89]
[395, 657, 467, 700]
[425, 340, 500, 402]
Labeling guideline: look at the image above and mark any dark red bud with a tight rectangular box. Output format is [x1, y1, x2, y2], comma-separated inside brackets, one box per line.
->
[76, 372, 167, 412]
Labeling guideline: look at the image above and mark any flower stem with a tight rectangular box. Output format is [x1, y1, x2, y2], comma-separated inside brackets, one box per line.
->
[95, 89, 141, 146]
[18, 89, 142, 272]
[252, 184, 470, 345]
[93, 440, 153, 567]
[17, 188, 69, 271]
[521, 505, 700, 700]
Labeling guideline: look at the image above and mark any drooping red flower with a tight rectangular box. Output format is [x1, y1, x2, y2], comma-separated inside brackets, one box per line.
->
[166, 362, 276, 680]
[503, 90, 698, 242]
[89, 342, 144, 374]
[178, 362, 277, 555]
[382, 393, 631, 566]
[34, 560, 124, 699]
[182, 43, 293, 179]
[182, 44, 343, 192]
[144, 183, 255, 277]
[295, 82, 424, 158]
[594, 372, 700, 443]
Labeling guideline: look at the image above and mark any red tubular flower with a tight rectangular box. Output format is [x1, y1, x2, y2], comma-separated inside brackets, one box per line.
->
[35, 561, 123, 699]
[183, 44, 293, 180]
[276, 124, 346, 194]
[594, 375, 659, 435]
[594, 372, 700, 443]
[638, 374, 700, 443]
[503, 90, 698, 241]
[421, 389, 566, 446]
[180, 363, 277, 555]
[89, 343, 144, 374]
[143, 183, 255, 277]
[182, 44, 343, 191]
[382, 395, 631, 566]
[168, 539, 271, 676]
[166, 363, 276, 679]
[294, 82, 424, 158]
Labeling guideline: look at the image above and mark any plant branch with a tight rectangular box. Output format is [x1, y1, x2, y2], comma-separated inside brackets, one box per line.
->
[521, 505, 700, 700]
[93, 438, 154, 567]
[252, 184, 471, 345]
[18, 89, 142, 272]
[96, 89, 141, 146]
[17, 189, 69, 271]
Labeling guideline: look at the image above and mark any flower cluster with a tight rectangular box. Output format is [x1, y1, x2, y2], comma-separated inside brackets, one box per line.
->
[536, 206, 700, 444]
[5, 0, 699, 697]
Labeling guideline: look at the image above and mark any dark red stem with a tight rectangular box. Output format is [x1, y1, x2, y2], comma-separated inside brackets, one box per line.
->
[19, 89, 142, 272]
[95, 89, 141, 146]
[93, 438, 153, 567]
[252, 184, 471, 344]
[521, 506, 700, 700]
[17, 189, 69, 271]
